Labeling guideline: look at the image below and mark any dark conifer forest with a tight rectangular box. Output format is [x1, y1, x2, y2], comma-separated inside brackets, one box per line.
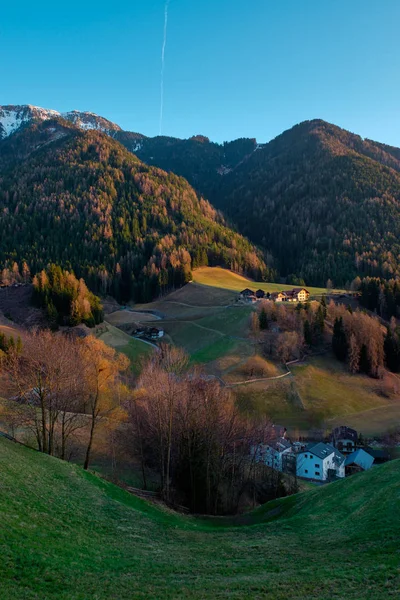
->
[0, 120, 270, 302]
[128, 119, 400, 288]
[2, 113, 400, 299]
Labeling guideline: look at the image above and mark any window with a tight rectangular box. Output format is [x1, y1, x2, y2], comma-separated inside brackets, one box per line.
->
[315, 471, 320, 476]
[305, 469, 308, 473]
[304, 454, 308, 458]
[315, 464, 320, 468]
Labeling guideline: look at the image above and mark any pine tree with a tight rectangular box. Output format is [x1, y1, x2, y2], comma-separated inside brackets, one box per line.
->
[304, 320, 312, 346]
[320, 295, 327, 318]
[332, 317, 348, 361]
[259, 308, 268, 330]
[359, 344, 370, 374]
[0, 332, 7, 352]
[384, 327, 400, 372]
[16, 336, 23, 355]
[316, 304, 325, 336]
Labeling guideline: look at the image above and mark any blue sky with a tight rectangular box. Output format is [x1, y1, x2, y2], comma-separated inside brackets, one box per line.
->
[2, 0, 400, 145]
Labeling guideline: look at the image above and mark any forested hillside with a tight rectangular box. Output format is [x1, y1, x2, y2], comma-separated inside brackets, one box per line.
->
[3, 108, 400, 291]
[209, 120, 400, 286]
[116, 130, 258, 197]
[0, 120, 271, 302]
[124, 119, 400, 288]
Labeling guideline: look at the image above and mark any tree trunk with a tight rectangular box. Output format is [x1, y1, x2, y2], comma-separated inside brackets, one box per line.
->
[84, 410, 96, 470]
[165, 395, 174, 501]
[61, 413, 66, 460]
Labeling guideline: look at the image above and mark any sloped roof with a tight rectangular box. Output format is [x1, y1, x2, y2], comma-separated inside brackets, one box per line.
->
[264, 437, 291, 453]
[274, 438, 292, 452]
[331, 426, 358, 442]
[345, 449, 374, 470]
[302, 442, 345, 465]
[364, 447, 390, 460]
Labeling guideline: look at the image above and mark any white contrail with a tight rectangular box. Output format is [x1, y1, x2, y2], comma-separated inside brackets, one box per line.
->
[159, 0, 170, 136]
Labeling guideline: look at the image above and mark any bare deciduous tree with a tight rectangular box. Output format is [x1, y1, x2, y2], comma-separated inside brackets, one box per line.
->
[1, 330, 86, 455]
[79, 336, 129, 470]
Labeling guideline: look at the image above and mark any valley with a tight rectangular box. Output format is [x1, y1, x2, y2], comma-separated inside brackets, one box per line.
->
[3, 0, 400, 596]
[1, 105, 400, 600]
[99, 267, 400, 438]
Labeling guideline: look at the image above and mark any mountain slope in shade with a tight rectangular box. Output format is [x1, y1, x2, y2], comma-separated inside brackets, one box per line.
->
[208, 120, 400, 286]
[0, 119, 270, 302]
[115, 132, 260, 196]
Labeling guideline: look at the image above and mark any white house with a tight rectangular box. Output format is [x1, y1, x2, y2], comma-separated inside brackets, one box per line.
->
[296, 442, 345, 482]
[254, 437, 292, 472]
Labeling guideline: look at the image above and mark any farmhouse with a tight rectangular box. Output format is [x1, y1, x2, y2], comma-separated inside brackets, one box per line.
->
[254, 437, 292, 472]
[149, 327, 164, 339]
[255, 289, 265, 299]
[296, 442, 345, 481]
[291, 288, 310, 302]
[345, 449, 374, 475]
[135, 326, 164, 339]
[239, 288, 255, 298]
[238, 288, 257, 303]
[269, 288, 310, 303]
[284, 288, 310, 302]
[270, 291, 287, 302]
[331, 426, 358, 454]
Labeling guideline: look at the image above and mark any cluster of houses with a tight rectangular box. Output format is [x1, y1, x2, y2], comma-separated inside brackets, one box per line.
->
[239, 287, 310, 304]
[134, 326, 164, 340]
[255, 425, 387, 482]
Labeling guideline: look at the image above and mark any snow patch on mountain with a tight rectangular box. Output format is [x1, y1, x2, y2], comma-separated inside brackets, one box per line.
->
[0, 105, 122, 139]
[62, 110, 121, 133]
[132, 141, 143, 153]
[0, 109, 28, 137]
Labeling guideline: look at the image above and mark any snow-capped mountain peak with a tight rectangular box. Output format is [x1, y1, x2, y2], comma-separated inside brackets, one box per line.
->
[0, 105, 121, 139]
[60, 110, 121, 134]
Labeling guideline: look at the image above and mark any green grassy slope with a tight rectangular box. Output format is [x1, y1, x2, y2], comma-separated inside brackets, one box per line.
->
[192, 267, 344, 296]
[1, 437, 399, 599]
[97, 322, 153, 373]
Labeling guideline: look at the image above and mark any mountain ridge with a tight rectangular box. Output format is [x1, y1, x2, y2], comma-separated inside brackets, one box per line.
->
[0, 105, 122, 140]
[0, 119, 270, 302]
[3, 104, 400, 287]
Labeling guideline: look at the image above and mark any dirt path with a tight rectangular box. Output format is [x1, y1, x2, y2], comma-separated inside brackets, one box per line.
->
[152, 318, 226, 337]
[132, 337, 160, 350]
[325, 400, 400, 423]
[162, 300, 233, 310]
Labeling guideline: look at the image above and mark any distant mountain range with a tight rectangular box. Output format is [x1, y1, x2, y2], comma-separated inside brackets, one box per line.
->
[0, 105, 123, 139]
[0, 105, 260, 196]
[2, 104, 400, 288]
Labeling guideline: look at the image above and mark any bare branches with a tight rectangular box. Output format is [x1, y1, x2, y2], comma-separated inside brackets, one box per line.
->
[127, 348, 273, 514]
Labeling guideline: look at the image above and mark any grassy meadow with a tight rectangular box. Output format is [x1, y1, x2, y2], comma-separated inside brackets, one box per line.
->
[192, 266, 345, 296]
[96, 322, 153, 374]
[0, 436, 399, 600]
[97, 273, 400, 437]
